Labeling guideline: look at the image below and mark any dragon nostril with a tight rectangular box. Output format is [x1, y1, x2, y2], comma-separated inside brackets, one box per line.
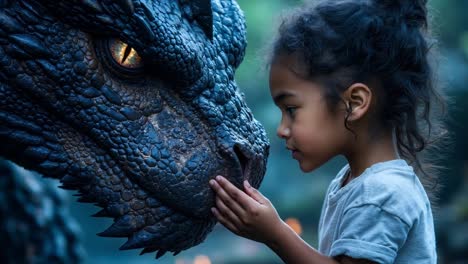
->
[233, 144, 249, 179]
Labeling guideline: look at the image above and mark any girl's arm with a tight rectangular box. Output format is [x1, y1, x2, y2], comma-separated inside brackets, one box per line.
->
[209, 176, 376, 264]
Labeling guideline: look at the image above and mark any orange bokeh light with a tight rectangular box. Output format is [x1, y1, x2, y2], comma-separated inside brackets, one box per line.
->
[193, 255, 211, 264]
[285, 217, 303, 235]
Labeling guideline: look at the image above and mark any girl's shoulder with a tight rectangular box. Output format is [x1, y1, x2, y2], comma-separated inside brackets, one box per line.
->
[361, 159, 421, 196]
[351, 159, 431, 225]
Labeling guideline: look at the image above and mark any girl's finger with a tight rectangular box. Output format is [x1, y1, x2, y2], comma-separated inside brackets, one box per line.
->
[211, 207, 240, 234]
[215, 196, 243, 228]
[210, 178, 247, 217]
[215, 176, 258, 209]
[244, 180, 267, 204]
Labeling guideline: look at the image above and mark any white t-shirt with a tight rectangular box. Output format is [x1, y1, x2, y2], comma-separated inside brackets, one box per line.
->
[318, 159, 437, 263]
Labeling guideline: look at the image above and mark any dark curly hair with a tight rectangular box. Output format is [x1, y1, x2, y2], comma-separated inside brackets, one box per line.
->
[268, 0, 448, 201]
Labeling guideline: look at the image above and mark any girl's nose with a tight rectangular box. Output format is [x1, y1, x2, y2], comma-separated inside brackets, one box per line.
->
[276, 125, 291, 139]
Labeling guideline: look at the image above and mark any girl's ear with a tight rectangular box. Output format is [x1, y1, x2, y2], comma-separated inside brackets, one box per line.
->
[343, 83, 372, 122]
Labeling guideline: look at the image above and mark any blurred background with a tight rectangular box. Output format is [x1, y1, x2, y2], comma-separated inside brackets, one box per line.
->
[60, 0, 468, 263]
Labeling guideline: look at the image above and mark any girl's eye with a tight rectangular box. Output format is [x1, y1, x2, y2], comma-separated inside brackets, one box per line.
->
[285, 106, 297, 116]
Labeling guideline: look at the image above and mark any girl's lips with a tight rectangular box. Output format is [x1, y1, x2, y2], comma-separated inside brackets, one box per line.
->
[286, 145, 300, 159]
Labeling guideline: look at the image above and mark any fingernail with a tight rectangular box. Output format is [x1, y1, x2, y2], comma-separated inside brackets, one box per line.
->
[215, 175, 222, 181]
[244, 180, 251, 188]
[209, 180, 215, 185]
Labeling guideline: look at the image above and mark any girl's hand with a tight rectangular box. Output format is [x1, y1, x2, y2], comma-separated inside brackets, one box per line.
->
[209, 175, 284, 245]
[209, 176, 372, 264]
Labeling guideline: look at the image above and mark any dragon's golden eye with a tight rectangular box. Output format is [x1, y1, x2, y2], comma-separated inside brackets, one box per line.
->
[108, 39, 143, 69]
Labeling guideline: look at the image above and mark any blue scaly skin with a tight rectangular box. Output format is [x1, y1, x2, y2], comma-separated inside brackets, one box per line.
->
[0, 0, 269, 258]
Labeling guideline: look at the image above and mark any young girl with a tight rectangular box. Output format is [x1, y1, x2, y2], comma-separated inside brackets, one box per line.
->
[209, 0, 447, 263]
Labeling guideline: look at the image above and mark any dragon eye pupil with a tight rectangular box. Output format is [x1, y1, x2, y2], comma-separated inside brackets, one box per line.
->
[109, 39, 143, 69]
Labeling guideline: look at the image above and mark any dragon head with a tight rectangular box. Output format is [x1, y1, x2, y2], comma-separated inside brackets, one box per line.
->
[0, 0, 269, 257]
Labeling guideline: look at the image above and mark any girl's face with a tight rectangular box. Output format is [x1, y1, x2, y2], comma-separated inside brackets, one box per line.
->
[269, 56, 348, 172]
